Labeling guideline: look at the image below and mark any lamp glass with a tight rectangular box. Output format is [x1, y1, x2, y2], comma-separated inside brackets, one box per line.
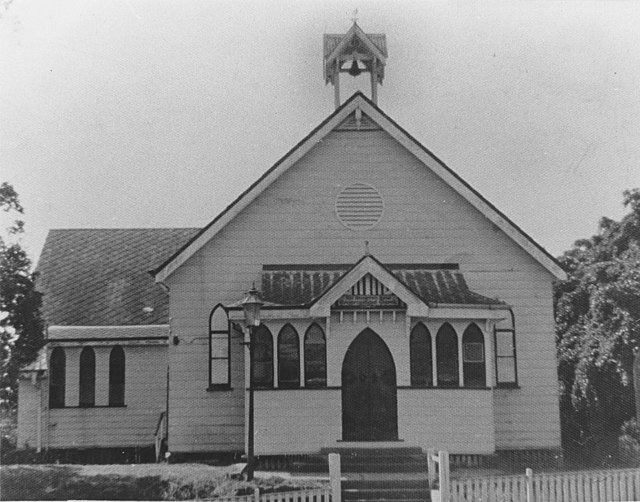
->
[241, 287, 262, 327]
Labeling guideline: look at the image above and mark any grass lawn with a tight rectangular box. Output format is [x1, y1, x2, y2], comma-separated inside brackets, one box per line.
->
[0, 463, 327, 500]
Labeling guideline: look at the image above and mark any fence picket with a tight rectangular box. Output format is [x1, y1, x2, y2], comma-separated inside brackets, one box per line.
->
[480, 478, 488, 502]
[447, 467, 640, 502]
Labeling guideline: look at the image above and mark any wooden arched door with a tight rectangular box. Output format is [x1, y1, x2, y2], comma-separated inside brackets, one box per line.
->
[341, 328, 398, 441]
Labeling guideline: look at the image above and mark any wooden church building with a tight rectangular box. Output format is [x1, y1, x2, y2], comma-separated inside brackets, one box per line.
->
[18, 23, 566, 466]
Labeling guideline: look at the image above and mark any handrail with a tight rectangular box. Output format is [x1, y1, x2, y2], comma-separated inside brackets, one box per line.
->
[154, 411, 166, 437]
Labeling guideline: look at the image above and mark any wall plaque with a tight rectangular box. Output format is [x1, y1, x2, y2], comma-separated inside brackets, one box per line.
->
[334, 294, 404, 309]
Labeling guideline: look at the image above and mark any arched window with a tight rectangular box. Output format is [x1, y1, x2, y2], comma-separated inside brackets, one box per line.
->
[436, 323, 459, 387]
[463, 323, 486, 388]
[251, 325, 273, 388]
[49, 348, 65, 408]
[410, 323, 432, 387]
[109, 346, 125, 406]
[278, 324, 300, 388]
[304, 323, 326, 387]
[79, 347, 96, 407]
[209, 304, 230, 388]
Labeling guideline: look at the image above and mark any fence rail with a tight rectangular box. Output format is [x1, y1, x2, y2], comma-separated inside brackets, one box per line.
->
[202, 488, 332, 502]
[450, 467, 640, 502]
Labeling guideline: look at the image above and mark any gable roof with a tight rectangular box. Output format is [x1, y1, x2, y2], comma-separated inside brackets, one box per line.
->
[37, 228, 198, 326]
[153, 92, 566, 282]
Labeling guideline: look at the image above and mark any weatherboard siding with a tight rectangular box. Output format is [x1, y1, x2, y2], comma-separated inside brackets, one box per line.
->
[166, 128, 560, 454]
[252, 388, 494, 455]
[46, 345, 166, 449]
[17, 379, 41, 449]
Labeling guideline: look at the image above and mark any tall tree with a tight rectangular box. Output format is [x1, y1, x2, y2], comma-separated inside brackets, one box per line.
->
[555, 189, 640, 464]
[0, 182, 44, 411]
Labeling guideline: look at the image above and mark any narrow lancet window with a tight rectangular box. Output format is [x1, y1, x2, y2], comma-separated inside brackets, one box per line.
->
[209, 304, 230, 388]
[463, 323, 486, 388]
[304, 323, 327, 387]
[79, 347, 96, 407]
[278, 324, 300, 388]
[410, 323, 432, 387]
[109, 346, 125, 406]
[436, 323, 459, 387]
[49, 348, 66, 408]
[252, 325, 273, 388]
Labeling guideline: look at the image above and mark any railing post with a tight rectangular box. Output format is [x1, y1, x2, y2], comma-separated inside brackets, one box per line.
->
[439, 451, 450, 502]
[329, 453, 341, 502]
[427, 448, 437, 486]
[525, 468, 533, 502]
[254, 487, 260, 502]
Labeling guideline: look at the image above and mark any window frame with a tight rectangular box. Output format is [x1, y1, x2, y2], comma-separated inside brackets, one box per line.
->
[494, 310, 519, 388]
[277, 324, 300, 388]
[78, 346, 96, 408]
[436, 323, 459, 388]
[462, 323, 486, 388]
[251, 324, 274, 389]
[209, 304, 231, 390]
[410, 322, 433, 387]
[304, 323, 327, 388]
[49, 347, 66, 408]
[108, 345, 126, 406]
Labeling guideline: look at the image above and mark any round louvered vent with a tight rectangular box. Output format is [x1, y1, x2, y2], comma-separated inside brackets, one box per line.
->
[335, 183, 384, 230]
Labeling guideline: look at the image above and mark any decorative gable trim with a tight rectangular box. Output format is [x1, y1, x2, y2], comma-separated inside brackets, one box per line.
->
[153, 92, 566, 283]
[309, 255, 429, 317]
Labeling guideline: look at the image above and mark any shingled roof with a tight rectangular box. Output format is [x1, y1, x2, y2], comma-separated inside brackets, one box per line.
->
[260, 264, 504, 308]
[36, 228, 198, 326]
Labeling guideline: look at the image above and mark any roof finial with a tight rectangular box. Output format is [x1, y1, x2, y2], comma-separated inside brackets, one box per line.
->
[351, 8, 359, 24]
[364, 240, 370, 256]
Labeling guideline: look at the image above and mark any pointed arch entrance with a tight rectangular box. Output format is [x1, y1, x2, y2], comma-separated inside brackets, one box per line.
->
[341, 328, 398, 441]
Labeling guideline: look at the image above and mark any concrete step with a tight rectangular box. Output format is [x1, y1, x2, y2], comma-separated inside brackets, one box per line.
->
[342, 462, 428, 473]
[342, 480, 429, 489]
[321, 446, 424, 456]
[344, 491, 430, 501]
[344, 498, 429, 502]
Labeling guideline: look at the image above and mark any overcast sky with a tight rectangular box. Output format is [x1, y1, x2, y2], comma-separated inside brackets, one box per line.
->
[1, 0, 639, 263]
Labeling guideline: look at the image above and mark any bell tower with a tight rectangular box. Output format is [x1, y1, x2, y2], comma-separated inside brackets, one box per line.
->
[323, 20, 387, 108]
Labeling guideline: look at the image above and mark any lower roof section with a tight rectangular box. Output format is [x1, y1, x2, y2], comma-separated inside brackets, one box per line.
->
[259, 262, 505, 308]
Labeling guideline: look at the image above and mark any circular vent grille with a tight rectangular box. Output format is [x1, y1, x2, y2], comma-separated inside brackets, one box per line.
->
[335, 183, 384, 230]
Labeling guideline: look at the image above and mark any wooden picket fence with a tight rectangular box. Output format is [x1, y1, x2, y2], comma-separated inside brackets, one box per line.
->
[200, 488, 332, 502]
[450, 467, 640, 502]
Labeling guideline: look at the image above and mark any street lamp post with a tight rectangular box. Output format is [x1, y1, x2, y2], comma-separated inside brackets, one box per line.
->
[241, 285, 262, 482]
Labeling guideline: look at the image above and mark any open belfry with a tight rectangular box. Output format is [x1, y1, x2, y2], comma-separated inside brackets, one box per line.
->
[19, 21, 564, 486]
[324, 21, 387, 106]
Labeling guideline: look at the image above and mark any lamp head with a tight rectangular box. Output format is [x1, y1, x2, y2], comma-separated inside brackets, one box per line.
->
[241, 284, 263, 327]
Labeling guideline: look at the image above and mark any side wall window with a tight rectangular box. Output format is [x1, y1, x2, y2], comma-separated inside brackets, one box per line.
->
[252, 325, 273, 388]
[436, 323, 459, 387]
[495, 312, 518, 387]
[209, 304, 230, 388]
[49, 347, 66, 408]
[79, 347, 96, 407]
[109, 345, 125, 406]
[410, 323, 432, 387]
[463, 323, 486, 387]
[304, 323, 327, 388]
[278, 324, 300, 388]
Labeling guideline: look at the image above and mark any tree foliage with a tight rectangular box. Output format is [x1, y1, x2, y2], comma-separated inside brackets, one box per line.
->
[555, 188, 640, 464]
[0, 182, 44, 410]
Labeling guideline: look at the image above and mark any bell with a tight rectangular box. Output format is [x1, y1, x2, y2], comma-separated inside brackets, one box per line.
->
[348, 59, 362, 77]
